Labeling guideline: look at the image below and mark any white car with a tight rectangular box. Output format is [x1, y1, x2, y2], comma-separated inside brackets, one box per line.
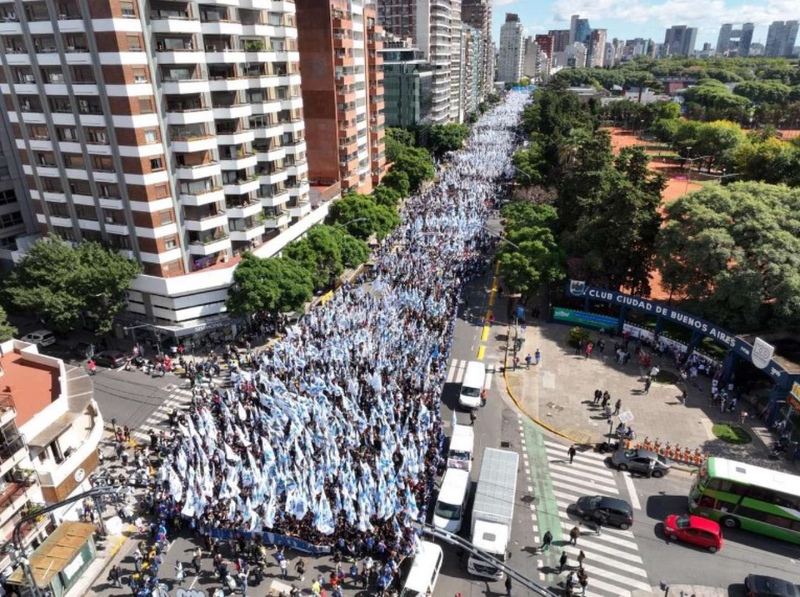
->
[21, 329, 56, 348]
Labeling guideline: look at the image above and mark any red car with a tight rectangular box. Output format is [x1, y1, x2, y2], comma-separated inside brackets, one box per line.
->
[663, 514, 723, 553]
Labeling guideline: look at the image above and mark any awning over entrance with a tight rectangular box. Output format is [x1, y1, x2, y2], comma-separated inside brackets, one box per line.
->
[7, 521, 96, 587]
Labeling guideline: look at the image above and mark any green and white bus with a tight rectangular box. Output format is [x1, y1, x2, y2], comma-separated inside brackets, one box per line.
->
[689, 456, 800, 544]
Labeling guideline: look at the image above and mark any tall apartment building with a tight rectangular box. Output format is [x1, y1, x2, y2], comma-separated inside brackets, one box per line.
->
[497, 13, 524, 84]
[664, 25, 697, 57]
[0, 99, 34, 256]
[588, 29, 607, 67]
[716, 23, 755, 56]
[570, 16, 591, 45]
[0, 0, 325, 329]
[522, 38, 548, 82]
[462, 24, 485, 116]
[380, 42, 433, 127]
[378, 0, 461, 123]
[765, 21, 799, 57]
[534, 35, 554, 77]
[548, 29, 571, 53]
[461, 0, 492, 102]
[296, 0, 386, 195]
[448, 0, 464, 123]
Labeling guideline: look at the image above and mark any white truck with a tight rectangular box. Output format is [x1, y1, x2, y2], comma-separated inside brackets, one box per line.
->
[467, 447, 519, 580]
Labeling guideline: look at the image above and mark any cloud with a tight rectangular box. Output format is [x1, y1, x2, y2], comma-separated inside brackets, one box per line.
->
[551, 0, 798, 29]
[492, 0, 519, 5]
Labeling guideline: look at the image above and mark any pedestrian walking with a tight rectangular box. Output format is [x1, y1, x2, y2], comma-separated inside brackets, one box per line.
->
[489, 313, 495, 326]
[295, 557, 306, 581]
[595, 512, 608, 535]
[567, 445, 577, 465]
[534, 348, 540, 365]
[541, 530, 553, 552]
[613, 398, 622, 415]
[175, 561, 185, 586]
[559, 551, 568, 572]
[469, 410, 476, 426]
[280, 558, 288, 579]
[593, 389, 602, 404]
[575, 339, 583, 355]
[740, 410, 748, 425]
[504, 574, 512, 596]
[192, 553, 202, 575]
[525, 353, 532, 369]
[578, 570, 589, 596]
[577, 550, 586, 569]
[569, 525, 580, 545]
[108, 565, 122, 588]
[584, 342, 593, 359]
[644, 377, 652, 394]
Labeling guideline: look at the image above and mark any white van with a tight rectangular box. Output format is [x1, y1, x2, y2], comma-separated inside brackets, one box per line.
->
[458, 360, 486, 409]
[433, 468, 471, 533]
[21, 329, 56, 348]
[400, 540, 443, 597]
[447, 424, 475, 472]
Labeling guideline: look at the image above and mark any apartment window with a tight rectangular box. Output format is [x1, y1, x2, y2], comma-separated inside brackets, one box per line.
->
[91, 156, 114, 171]
[120, 1, 135, 17]
[150, 157, 164, 171]
[108, 234, 132, 250]
[158, 210, 173, 225]
[163, 259, 182, 273]
[126, 35, 142, 51]
[138, 98, 154, 114]
[144, 129, 158, 144]
[64, 154, 85, 168]
[154, 184, 169, 198]
[28, 125, 49, 140]
[164, 237, 177, 250]
[132, 67, 147, 83]
[0, 212, 23, 229]
[0, 190, 17, 205]
[74, 205, 97, 221]
[57, 126, 78, 141]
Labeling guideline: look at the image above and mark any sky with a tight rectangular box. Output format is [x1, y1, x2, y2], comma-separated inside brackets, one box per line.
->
[491, 0, 800, 49]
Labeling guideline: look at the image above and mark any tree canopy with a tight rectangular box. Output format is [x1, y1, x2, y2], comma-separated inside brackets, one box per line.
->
[0, 306, 16, 342]
[226, 253, 314, 317]
[415, 123, 470, 157]
[326, 193, 401, 241]
[656, 182, 800, 330]
[2, 235, 140, 334]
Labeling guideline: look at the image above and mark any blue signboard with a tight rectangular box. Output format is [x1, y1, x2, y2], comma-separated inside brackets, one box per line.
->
[208, 529, 331, 555]
[568, 283, 788, 382]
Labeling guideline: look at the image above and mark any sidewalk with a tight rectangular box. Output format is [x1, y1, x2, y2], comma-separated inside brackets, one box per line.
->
[503, 320, 796, 474]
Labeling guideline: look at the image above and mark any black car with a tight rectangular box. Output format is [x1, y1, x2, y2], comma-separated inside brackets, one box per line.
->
[745, 574, 800, 597]
[93, 350, 128, 369]
[574, 495, 634, 530]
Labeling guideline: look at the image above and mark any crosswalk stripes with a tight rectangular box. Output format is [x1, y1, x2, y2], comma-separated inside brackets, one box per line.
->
[536, 439, 652, 597]
[132, 385, 194, 442]
[445, 358, 498, 387]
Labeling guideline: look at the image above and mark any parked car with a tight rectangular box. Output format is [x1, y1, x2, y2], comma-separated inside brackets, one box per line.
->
[20, 329, 56, 348]
[93, 350, 128, 369]
[663, 514, 723, 553]
[74, 342, 95, 359]
[745, 574, 800, 597]
[611, 448, 671, 477]
[574, 495, 634, 530]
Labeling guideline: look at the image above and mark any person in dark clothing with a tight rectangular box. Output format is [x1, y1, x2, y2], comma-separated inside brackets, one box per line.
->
[568, 445, 577, 464]
[559, 551, 568, 572]
[505, 574, 512, 596]
[541, 530, 553, 551]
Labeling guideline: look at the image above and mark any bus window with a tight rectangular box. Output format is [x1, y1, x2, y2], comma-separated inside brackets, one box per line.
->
[699, 495, 716, 508]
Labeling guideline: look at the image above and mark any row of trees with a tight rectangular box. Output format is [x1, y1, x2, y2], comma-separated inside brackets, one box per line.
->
[226, 128, 441, 320]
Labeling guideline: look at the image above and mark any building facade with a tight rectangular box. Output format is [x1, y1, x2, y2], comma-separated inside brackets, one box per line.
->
[448, 0, 464, 123]
[765, 21, 799, 57]
[0, 338, 103, 574]
[716, 23, 754, 56]
[462, 24, 484, 116]
[548, 29, 570, 54]
[534, 34, 553, 78]
[296, 0, 386, 195]
[664, 25, 697, 57]
[461, 0, 492, 102]
[380, 44, 433, 127]
[588, 29, 607, 67]
[0, 0, 332, 328]
[497, 13, 523, 84]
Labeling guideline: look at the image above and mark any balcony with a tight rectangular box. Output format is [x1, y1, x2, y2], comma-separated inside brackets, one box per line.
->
[188, 235, 231, 256]
[212, 103, 252, 120]
[0, 395, 16, 428]
[223, 174, 260, 195]
[184, 211, 227, 231]
[161, 78, 209, 95]
[225, 198, 262, 219]
[288, 201, 310, 219]
[180, 186, 224, 207]
[264, 210, 289, 228]
[176, 161, 221, 180]
[229, 219, 265, 242]
[170, 135, 217, 152]
[0, 436, 25, 479]
[150, 13, 200, 35]
[220, 152, 258, 171]
[166, 107, 214, 126]
[0, 477, 37, 527]
[260, 189, 290, 208]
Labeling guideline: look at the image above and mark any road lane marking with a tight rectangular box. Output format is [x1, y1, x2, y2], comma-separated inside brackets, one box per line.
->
[477, 345, 485, 360]
[623, 472, 641, 510]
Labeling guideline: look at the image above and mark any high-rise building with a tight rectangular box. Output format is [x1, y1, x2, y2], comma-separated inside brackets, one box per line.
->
[378, 0, 463, 123]
[296, 1, 386, 195]
[449, 0, 465, 123]
[549, 29, 571, 53]
[664, 25, 698, 57]
[716, 23, 755, 56]
[0, 102, 35, 258]
[461, 0, 493, 102]
[0, 0, 321, 327]
[765, 21, 799, 57]
[380, 42, 434, 127]
[462, 25, 486, 116]
[604, 42, 617, 67]
[498, 13, 524, 84]
[589, 29, 607, 67]
[569, 15, 578, 44]
[534, 35, 554, 75]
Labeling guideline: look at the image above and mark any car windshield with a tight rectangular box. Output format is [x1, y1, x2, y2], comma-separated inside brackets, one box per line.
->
[449, 451, 469, 461]
[461, 386, 481, 397]
[675, 516, 691, 529]
[435, 501, 462, 520]
[587, 496, 601, 508]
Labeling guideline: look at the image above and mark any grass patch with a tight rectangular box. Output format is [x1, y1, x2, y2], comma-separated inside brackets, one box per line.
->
[712, 424, 752, 445]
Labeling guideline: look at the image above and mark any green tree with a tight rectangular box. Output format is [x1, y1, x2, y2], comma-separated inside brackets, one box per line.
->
[382, 169, 411, 197]
[337, 231, 370, 268]
[734, 80, 793, 104]
[284, 225, 345, 289]
[421, 123, 470, 157]
[385, 127, 415, 162]
[392, 146, 435, 191]
[511, 143, 546, 186]
[656, 182, 800, 329]
[3, 235, 140, 334]
[226, 253, 313, 317]
[0, 306, 16, 342]
[326, 193, 400, 240]
[372, 185, 401, 209]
